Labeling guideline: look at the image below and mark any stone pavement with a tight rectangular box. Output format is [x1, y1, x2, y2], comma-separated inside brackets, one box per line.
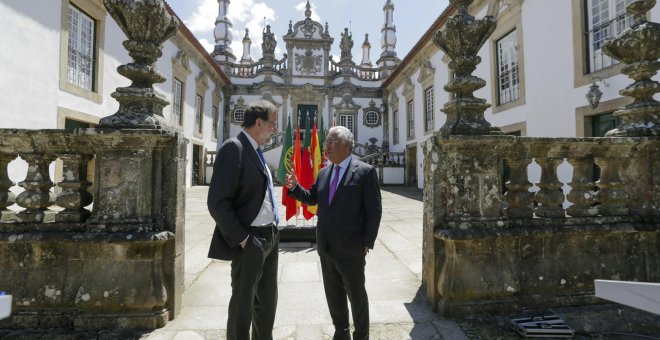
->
[145, 185, 468, 340]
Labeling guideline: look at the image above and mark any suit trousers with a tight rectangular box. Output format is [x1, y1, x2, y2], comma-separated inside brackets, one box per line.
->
[227, 225, 279, 340]
[320, 254, 369, 340]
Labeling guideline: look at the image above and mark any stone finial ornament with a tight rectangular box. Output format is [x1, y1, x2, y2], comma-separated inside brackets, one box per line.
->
[100, 0, 180, 129]
[432, 0, 501, 135]
[602, 0, 660, 137]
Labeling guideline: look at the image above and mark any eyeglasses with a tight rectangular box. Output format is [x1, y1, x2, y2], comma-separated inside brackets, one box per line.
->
[261, 119, 277, 129]
[324, 138, 342, 146]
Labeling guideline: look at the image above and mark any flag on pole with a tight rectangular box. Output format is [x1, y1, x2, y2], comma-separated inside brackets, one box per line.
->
[305, 119, 323, 215]
[278, 116, 299, 220]
[318, 114, 328, 166]
[318, 114, 326, 149]
[300, 114, 315, 220]
[289, 119, 303, 220]
[276, 115, 293, 183]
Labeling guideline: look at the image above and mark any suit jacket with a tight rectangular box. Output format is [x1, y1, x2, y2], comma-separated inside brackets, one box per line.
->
[207, 132, 269, 260]
[289, 158, 382, 259]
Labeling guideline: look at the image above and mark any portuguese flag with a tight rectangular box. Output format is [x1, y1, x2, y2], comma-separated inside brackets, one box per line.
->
[278, 116, 300, 220]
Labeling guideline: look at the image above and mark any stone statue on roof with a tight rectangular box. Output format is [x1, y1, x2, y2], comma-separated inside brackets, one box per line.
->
[340, 27, 353, 62]
[261, 24, 276, 56]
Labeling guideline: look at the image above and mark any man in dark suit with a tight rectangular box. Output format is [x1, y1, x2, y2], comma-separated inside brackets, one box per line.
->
[285, 126, 382, 340]
[207, 99, 280, 340]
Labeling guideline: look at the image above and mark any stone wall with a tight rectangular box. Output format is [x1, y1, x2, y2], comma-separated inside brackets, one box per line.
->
[0, 129, 186, 330]
[422, 135, 660, 316]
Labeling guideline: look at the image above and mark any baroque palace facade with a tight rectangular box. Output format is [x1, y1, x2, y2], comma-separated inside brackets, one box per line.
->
[1, 0, 658, 189]
[213, 0, 660, 188]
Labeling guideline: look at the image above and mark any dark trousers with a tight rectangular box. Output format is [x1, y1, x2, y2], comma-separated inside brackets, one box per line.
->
[227, 226, 279, 340]
[320, 254, 369, 340]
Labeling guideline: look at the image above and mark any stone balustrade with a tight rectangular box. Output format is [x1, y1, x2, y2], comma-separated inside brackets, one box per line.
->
[0, 128, 187, 330]
[0, 130, 94, 227]
[223, 55, 288, 78]
[422, 134, 660, 316]
[328, 57, 384, 81]
[361, 151, 405, 167]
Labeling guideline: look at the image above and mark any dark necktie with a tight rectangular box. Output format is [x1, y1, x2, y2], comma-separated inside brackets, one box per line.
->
[328, 165, 341, 203]
[256, 148, 279, 226]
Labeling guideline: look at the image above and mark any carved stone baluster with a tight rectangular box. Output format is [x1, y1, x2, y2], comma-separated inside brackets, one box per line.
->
[533, 158, 565, 218]
[504, 158, 533, 218]
[16, 154, 56, 223]
[595, 157, 629, 216]
[0, 153, 17, 222]
[566, 157, 598, 217]
[55, 154, 93, 222]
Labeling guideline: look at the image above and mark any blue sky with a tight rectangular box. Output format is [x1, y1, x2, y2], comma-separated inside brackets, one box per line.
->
[166, 0, 449, 63]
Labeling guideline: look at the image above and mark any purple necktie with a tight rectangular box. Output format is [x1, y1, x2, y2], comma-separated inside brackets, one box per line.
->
[328, 165, 341, 203]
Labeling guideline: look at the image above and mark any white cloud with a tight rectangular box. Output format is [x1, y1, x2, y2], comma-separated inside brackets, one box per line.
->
[185, 0, 218, 34]
[295, 1, 321, 23]
[198, 38, 214, 53]
[181, 0, 279, 60]
[228, 0, 278, 61]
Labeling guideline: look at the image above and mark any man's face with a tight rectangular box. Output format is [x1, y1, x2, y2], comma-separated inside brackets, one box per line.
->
[256, 111, 278, 145]
[325, 130, 351, 165]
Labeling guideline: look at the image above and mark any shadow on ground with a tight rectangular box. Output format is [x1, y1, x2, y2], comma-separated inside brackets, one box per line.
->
[381, 186, 423, 202]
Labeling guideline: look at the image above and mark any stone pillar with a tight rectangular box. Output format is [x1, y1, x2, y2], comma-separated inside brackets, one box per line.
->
[421, 136, 446, 307]
[432, 0, 501, 136]
[602, 0, 660, 137]
[15, 154, 56, 223]
[0, 153, 16, 222]
[55, 154, 93, 223]
[595, 156, 629, 216]
[99, 0, 179, 129]
[533, 158, 565, 218]
[504, 158, 533, 218]
[566, 157, 598, 217]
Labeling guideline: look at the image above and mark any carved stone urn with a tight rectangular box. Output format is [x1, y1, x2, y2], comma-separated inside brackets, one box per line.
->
[433, 0, 501, 135]
[100, 0, 180, 129]
[603, 0, 660, 137]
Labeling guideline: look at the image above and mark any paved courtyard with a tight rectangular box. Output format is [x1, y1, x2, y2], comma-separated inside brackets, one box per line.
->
[146, 185, 468, 340]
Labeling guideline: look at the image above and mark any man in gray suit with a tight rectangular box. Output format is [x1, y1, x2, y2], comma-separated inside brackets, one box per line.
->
[207, 99, 280, 340]
[285, 125, 382, 340]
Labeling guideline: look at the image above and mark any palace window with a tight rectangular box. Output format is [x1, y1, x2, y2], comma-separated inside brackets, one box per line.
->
[586, 0, 634, 72]
[339, 114, 355, 135]
[497, 30, 520, 105]
[233, 108, 245, 124]
[407, 101, 415, 138]
[172, 78, 183, 126]
[424, 87, 434, 132]
[393, 110, 399, 145]
[195, 94, 203, 133]
[365, 111, 379, 125]
[590, 112, 620, 137]
[67, 5, 95, 91]
[212, 105, 219, 139]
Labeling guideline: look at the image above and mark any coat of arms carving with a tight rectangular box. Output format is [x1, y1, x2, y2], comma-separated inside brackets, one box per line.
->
[295, 50, 322, 75]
